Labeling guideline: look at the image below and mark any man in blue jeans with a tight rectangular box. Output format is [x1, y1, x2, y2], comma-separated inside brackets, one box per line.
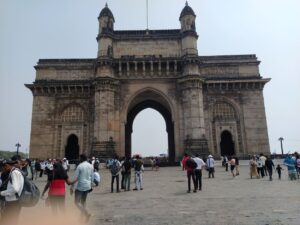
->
[71, 154, 94, 222]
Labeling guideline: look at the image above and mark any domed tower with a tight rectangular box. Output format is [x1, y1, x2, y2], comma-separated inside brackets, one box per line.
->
[97, 3, 115, 57]
[179, 1, 198, 56]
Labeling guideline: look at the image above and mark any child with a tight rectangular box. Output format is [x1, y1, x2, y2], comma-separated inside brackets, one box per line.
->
[276, 164, 283, 180]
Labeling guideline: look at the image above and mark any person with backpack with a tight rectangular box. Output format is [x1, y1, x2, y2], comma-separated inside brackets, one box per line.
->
[41, 161, 73, 213]
[182, 153, 197, 193]
[133, 155, 144, 191]
[109, 155, 121, 193]
[192, 154, 205, 191]
[0, 159, 24, 225]
[122, 157, 132, 191]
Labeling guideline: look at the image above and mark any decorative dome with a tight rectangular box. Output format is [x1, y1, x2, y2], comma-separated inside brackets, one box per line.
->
[98, 3, 115, 21]
[179, 2, 196, 20]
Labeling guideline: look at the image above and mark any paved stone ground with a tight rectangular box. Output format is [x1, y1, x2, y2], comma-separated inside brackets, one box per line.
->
[20, 160, 299, 225]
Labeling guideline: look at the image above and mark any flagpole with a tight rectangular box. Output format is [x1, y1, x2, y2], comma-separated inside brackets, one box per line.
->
[146, 0, 149, 29]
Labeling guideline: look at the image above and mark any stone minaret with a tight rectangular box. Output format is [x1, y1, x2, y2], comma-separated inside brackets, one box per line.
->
[178, 2, 209, 156]
[93, 4, 119, 158]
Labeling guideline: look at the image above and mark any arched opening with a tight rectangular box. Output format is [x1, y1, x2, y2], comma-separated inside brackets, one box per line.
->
[220, 130, 235, 156]
[132, 108, 168, 158]
[125, 100, 175, 163]
[65, 134, 80, 160]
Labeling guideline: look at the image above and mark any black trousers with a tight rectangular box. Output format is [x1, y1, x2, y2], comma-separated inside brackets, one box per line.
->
[257, 167, 265, 177]
[267, 168, 273, 180]
[111, 175, 119, 192]
[187, 170, 196, 191]
[195, 169, 202, 190]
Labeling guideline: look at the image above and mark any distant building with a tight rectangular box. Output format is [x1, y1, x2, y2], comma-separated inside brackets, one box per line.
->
[26, 3, 270, 162]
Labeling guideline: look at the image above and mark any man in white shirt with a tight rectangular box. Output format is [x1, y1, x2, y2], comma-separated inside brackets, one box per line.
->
[0, 159, 24, 224]
[192, 154, 206, 191]
[62, 158, 69, 172]
[206, 155, 215, 178]
[71, 154, 93, 222]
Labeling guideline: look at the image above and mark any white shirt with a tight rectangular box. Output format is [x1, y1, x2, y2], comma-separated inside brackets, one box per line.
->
[62, 160, 69, 170]
[74, 161, 94, 191]
[93, 172, 101, 183]
[193, 157, 206, 170]
[0, 169, 24, 202]
[206, 158, 215, 168]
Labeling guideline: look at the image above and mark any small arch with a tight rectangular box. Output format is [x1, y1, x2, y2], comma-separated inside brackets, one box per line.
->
[65, 134, 80, 160]
[220, 130, 235, 156]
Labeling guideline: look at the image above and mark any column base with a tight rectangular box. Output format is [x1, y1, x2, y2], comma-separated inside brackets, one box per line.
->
[184, 138, 210, 159]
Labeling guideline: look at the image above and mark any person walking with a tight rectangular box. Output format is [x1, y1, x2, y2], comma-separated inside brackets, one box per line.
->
[133, 155, 144, 191]
[109, 156, 121, 193]
[229, 157, 236, 177]
[265, 156, 275, 181]
[120, 157, 126, 189]
[181, 153, 189, 171]
[71, 154, 93, 223]
[192, 154, 205, 191]
[283, 154, 297, 180]
[223, 155, 229, 172]
[41, 162, 73, 213]
[182, 154, 197, 193]
[122, 157, 132, 191]
[256, 157, 265, 178]
[206, 155, 215, 178]
[249, 156, 259, 179]
[276, 164, 283, 180]
[0, 159, 24, 225]
[233, 155, 240, 176]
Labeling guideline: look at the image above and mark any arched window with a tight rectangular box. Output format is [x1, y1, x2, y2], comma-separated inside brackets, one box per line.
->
[61, 105, 84, 122]
[213, 102, 236, 121]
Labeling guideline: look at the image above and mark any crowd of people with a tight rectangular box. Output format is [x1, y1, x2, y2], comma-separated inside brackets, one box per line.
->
[0, 151, 299, 224]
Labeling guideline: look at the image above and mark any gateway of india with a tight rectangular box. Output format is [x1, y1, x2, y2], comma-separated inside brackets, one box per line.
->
[26, 3, 270, 162]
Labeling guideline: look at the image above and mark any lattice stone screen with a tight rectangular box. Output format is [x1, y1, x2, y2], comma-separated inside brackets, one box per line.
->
[213, 102, 236, 121]
[61, 105, 84, 122]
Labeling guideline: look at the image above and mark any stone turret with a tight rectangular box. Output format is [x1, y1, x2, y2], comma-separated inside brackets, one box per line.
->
[179, 2, 198, 56]
[97, 3, 114, 58]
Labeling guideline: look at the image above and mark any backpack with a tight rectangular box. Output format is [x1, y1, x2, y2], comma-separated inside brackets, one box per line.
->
[123, 161, 132, 172]
[134, 160, 143, 171]
[186, 158, 197, 169]
[94, 160, 100, 170]
[15, 169, 40, 207]
[110, 160, 120, 176]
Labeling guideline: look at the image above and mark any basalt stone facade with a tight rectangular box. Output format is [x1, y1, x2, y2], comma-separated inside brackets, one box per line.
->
[26, 3, 270, 162]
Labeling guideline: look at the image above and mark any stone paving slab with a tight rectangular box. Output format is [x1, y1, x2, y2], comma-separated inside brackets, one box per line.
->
[20, 160, 300, 225]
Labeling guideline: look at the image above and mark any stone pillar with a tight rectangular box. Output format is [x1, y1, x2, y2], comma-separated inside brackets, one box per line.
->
[93, 64, 120, 158]
[178, 75, 209, 157]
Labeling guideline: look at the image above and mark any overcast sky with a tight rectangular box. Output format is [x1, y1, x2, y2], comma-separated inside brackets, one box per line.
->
[0, 0, 299, 157]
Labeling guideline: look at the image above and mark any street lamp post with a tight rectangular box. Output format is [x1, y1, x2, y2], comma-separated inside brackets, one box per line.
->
[278, 137, 284, 156]
[15, 142, 21, 156]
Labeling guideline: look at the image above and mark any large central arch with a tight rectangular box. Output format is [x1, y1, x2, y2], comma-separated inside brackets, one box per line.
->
[124, 90, 175, 162]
